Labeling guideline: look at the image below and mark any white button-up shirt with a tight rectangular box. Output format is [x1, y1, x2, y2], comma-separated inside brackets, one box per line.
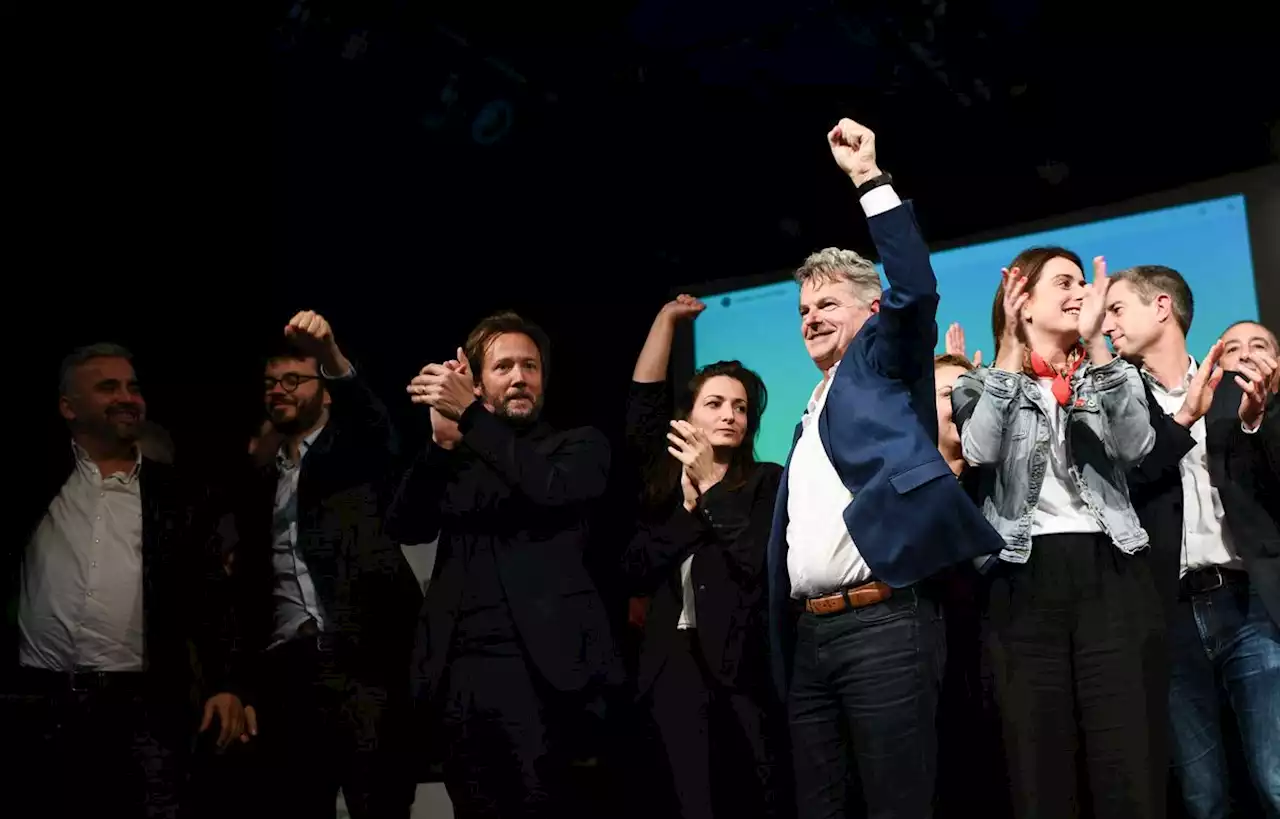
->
[785, 363, 873, 598]
[270, 425, 329, 647]
[19, 442, 146, 672]
[1145, 358, 1243, 576]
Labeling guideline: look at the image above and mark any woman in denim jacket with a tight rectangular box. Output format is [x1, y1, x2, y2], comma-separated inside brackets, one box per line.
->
[950, 247, 1168, 819]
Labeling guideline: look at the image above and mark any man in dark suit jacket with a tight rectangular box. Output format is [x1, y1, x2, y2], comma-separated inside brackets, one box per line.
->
[227, 312, 422, 819]
[388, 311, 621, 819]
[2, 343, 246, 819]
[1105, 268, 1279, 819]
[765, 119, 1004, 819]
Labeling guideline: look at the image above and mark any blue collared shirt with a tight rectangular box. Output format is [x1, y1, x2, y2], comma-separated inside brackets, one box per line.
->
[270, 425, 328, 648]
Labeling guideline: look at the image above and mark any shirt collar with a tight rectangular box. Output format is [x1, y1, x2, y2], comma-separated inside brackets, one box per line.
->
[1141, 355, 1196, 396]
[71, 439, 142, 482]
[276, 425, 326, 469]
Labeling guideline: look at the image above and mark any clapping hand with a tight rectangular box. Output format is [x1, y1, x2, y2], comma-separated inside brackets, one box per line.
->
[945, 322, 983, 367]
[408, 347, 475, 446]
[667, 420, 717, 495]
[1237, 350, 1276, 430]
[994, 267, 1030, 372]
[1174, 340, 1225, 428]
[1078, 257, 1113, 362]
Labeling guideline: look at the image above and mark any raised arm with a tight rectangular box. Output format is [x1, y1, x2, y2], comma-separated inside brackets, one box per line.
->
[282, 310, 398, 458]
[627, 296, 705, 458]
[385, 442, 455, 545]
[827, 118, 937, 379]
[633, 295, 705, 383]
[954, 267, 1034, 465]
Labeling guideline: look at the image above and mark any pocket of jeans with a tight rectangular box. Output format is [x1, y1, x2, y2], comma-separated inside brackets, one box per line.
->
[851, 594, 918, 625]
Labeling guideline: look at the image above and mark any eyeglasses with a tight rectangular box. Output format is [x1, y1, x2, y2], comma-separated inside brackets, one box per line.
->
[263, 374, 321, 393]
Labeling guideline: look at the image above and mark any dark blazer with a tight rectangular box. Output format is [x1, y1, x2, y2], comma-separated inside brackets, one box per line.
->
[766, 200, 1005, 695]
[624, 464, 783, 695]
[228, 373, 422, 694]
[386, 401, 621, 705]
[3, 444, 232, 700]
[1129, 375, 1280, 627]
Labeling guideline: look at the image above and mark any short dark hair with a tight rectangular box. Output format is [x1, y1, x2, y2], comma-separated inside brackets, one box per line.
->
[59, 342, 134, 396]
[263, 334, 318, 368]
[1111, 264, 1195, 335]
[934, 353, 976, 371]
[463, 311, 551, 384]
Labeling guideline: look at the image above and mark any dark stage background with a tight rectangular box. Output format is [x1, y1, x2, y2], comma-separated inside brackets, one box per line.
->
[11, 0, 1277, 511]
[5, 3, 1276, 816]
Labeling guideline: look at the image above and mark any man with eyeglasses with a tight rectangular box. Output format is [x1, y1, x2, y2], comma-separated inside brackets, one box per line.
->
[223, 310, 422, 819]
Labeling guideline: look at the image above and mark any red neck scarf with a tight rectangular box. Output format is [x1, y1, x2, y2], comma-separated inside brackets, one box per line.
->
[1028, 345, 1086, 407]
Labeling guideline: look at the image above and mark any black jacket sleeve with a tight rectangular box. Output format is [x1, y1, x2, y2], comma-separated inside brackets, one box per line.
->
[622, 464, 782, 593]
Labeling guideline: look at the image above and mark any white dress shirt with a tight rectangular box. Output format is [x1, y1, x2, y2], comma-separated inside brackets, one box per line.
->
[19, 442, 146, 672]
[786, 363, 873, 598]
[1145, 358, 1243, 576]
[783, 184, 903, 599]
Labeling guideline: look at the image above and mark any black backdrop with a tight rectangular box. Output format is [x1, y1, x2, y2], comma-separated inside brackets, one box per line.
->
[11, 0, 1278, 495]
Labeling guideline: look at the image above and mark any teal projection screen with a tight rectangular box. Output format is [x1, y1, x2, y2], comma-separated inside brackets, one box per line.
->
[690, 180, 1277, 466]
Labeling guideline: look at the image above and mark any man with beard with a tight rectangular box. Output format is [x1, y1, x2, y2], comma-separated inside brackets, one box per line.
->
[227, 311, 421, 819]
[3, 343, 246, 818]
[387, 311, 620, 819]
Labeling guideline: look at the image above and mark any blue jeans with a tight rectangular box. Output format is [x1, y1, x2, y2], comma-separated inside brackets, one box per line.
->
[1168, 576, 1280, 819]
[787, 587, 945, 819]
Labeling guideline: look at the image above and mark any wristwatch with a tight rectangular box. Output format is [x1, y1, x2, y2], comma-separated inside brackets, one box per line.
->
[856, 172, 894, 195]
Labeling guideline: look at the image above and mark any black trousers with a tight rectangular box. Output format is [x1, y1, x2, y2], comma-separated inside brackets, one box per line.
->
[648, 629, 787, 819]
[986, 532, 1168, 819]
[253, 639, 414, 819]
[936, 569, 1011, 819]
[441, 647, 601, 819]
[3, 672, 190, 819]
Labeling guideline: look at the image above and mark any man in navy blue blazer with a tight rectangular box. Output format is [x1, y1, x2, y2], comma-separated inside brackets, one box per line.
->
[767, 118, 1004, 819]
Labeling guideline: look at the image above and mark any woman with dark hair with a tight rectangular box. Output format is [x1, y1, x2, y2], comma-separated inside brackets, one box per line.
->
[623, 295, 787, 819]
[950, 249, 1167, 819]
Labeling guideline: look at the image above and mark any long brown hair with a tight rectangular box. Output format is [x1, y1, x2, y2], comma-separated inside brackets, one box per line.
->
[990, 246, 1084, 357]
[642, 360, 768, 508]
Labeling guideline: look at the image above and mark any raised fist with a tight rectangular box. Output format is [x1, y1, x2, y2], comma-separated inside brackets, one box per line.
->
[285, 310, 350, 375]
[659, 294, 705, 323]
[827, 118, 882, 186]
[285, 310, 335, 355]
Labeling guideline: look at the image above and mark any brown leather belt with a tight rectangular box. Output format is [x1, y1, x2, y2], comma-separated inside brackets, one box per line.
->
[799, 580, 893, 615]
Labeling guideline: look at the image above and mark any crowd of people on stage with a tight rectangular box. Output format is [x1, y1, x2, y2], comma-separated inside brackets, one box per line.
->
[4, 118, 1278, 819]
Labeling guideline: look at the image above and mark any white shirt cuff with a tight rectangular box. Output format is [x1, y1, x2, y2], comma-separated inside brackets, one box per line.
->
[860, 185, 902, 218]
[321, 363, 356, 379]
[1241, 420, 1260, 434]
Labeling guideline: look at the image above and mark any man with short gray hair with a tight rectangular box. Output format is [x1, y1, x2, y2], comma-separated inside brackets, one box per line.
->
[4, 342, 246, 818]
[767, 119, 1003, 819]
